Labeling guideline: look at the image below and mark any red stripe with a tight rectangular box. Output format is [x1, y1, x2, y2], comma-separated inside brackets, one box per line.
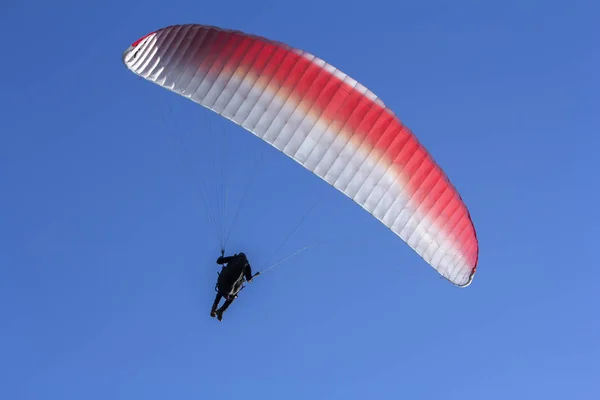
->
[131, 31, 155, 48]
[157, 25, 478, 272]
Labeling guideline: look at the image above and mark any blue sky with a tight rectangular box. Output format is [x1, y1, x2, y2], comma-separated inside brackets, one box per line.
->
[1, 0, 599, 398]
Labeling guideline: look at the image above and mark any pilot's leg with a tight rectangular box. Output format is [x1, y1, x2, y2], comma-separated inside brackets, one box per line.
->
[210, 293, 222, 317]
[215, 296, 235, 321]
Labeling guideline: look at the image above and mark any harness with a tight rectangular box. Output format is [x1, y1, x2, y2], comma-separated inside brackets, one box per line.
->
[214, 268, 248, 299]
[214, 252, 261, 300]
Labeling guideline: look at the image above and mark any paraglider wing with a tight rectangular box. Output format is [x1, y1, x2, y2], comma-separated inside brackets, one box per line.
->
[122, 24, 479, 286]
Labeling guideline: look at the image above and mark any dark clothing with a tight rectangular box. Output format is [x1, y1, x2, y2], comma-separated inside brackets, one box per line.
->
[215, 254, 253, 297]
[211, 253, 253, 321]
[212, 292, 234, 315]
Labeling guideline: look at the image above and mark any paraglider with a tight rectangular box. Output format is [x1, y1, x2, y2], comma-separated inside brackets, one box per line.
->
[122, 23, 478, 290]
[211, 251, 256, 321]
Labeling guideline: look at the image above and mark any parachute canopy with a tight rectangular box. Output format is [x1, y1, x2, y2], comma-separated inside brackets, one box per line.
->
[122, 24, 479, 286]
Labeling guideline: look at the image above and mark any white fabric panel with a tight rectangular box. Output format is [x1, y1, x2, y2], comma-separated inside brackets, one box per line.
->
[122, 25, 476, 286]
